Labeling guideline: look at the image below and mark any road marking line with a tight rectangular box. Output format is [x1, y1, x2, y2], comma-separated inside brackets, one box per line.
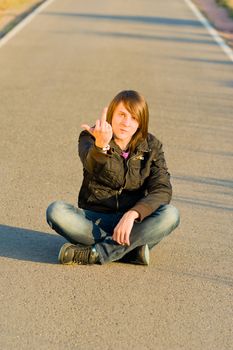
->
[184, 0, 233, 62]
[0, 0, 57, 49]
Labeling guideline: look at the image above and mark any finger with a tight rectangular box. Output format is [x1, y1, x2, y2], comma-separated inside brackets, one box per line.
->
[81, 124, 94, 135]
[112, 234, 121, 245]
[101, 107, 108, 124]
[95, 119, 100, 129]
[112, 227, 117, 241]
[121, 233, 128, 246]
[113, 228, 121, 245]
[119, 231, 126, 245]
[125, 236, 130, 246]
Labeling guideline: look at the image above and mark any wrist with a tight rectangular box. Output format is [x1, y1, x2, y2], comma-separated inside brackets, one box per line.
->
[128, 210, 140, 220]
[95, 143, 110, 152]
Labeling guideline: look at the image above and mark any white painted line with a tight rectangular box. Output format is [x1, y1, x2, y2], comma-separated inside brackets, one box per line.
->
[0, 0, 57, 49]
[184, 0, 233, 62]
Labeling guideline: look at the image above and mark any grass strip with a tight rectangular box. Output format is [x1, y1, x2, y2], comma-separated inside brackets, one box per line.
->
[216, 0, 233, 18]
[0, 1, 37, 11]
[0, 0, 44, 38]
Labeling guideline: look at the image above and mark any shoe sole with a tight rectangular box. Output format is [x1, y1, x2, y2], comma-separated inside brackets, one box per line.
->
[144, 244, 150, 265]
[140, 244, 150, 266]
[58, 243, 73, 265]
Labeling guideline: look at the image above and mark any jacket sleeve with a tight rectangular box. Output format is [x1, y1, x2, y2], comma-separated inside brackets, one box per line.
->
[131, 141, 172, 221]
[78, 130, 111, 174]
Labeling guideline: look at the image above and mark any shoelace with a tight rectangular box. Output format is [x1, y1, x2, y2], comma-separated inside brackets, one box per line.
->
[73, 247, 91, 265]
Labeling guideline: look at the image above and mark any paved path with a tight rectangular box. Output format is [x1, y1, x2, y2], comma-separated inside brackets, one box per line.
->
[0, 0, 232, 349]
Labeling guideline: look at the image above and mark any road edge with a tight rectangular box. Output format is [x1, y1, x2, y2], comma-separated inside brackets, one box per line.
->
[0, 0, 56, 48]
[185, 0, 233, 61]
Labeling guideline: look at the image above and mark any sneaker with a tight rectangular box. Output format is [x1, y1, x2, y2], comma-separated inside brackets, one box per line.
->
[120, 244, 149, 266]
[58, 243, 99, 265]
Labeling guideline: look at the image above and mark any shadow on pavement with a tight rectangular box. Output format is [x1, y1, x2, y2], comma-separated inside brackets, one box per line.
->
[173, 56, 233, 65]
[43, 12, 220, 47]
[173, 175, 233, 211]
[77, 30, 216, 46]
[221, 80, 233, 88]
[173, 175, 233, 189]
[173, 195, 233, 211]
[189, 148, 233, 158]
[43, 12, 203, 27]
[0, 225, 66, 264]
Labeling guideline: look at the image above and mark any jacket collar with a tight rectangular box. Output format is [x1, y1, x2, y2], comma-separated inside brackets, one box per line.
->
[110, 137, 151, 155]
[135, 138, 151, 153]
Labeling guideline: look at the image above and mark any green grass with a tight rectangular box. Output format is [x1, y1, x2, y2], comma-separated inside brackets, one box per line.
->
[216, 0, 233, 18]
[0, 1, 36, 11]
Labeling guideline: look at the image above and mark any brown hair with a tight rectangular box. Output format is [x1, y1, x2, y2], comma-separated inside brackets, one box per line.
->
[107, 90, 149, 152]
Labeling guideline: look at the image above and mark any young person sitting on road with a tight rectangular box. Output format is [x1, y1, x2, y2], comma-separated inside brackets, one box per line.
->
[46, 90, 180, 265]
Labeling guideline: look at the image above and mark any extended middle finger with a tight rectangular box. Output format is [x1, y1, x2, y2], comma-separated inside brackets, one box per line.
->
[100, 107, 108, 125]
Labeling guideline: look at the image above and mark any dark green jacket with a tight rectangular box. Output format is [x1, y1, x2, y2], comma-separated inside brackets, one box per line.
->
[78, 131, 172, 221]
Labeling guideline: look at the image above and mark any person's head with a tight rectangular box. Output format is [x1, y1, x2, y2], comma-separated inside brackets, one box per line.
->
[107, 90, 149, 152]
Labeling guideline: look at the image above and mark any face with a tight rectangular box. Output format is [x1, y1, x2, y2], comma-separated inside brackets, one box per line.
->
[111, 102, 139, 146]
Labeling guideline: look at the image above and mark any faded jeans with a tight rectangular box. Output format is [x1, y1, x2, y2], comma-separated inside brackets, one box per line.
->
[46, 201, 180, 264]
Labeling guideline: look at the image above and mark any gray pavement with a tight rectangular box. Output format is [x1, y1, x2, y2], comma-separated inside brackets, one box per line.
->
[0, 0, 232, 349]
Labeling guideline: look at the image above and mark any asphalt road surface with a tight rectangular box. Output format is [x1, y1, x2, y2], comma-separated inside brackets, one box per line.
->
[0, 0, 232, 349]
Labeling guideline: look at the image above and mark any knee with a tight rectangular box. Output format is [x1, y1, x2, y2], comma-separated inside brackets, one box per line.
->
[46, 200, 66, 225]
[163, 205, 180, 230]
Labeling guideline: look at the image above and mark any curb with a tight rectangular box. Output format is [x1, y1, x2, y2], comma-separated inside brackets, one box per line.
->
[193, 0, 233, 48]
[0, 0, 46, 39]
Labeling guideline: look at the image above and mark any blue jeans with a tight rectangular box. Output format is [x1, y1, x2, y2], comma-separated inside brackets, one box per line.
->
[46, 201, 180, 264]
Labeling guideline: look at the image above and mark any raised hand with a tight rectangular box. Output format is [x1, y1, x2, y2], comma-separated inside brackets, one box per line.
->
[81, 107, 113, 148]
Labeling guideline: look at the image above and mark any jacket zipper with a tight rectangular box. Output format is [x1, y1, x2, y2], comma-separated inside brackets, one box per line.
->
[115, 153, 142, 211]
[116, 187, 123, 211]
